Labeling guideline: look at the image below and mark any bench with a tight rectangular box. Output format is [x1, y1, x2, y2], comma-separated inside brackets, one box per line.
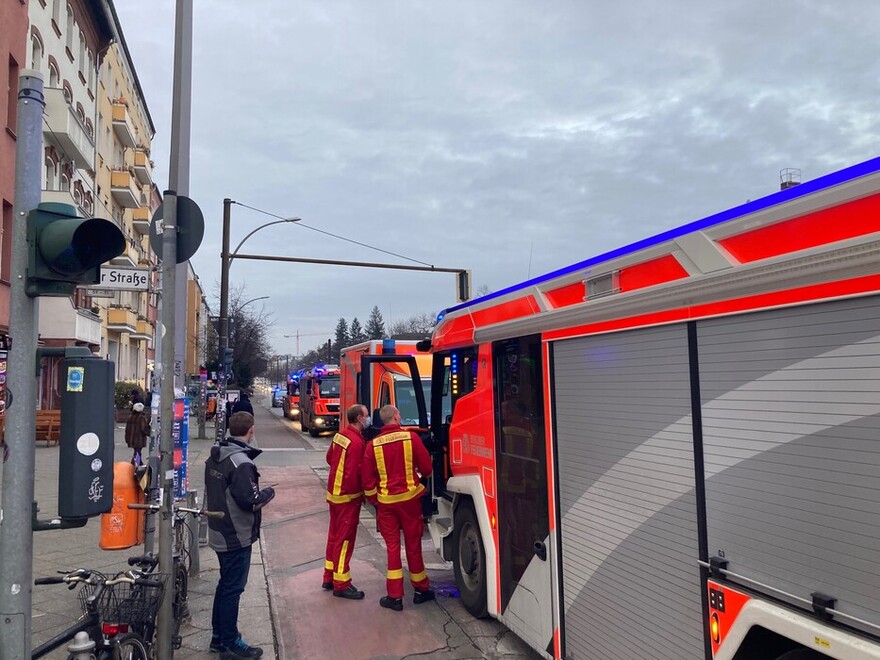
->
[35, 410, 61, 446]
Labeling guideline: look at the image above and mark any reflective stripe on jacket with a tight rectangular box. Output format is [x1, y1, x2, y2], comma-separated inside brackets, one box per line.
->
[326, 425, 366, 504]
[361, 425, 432, 505]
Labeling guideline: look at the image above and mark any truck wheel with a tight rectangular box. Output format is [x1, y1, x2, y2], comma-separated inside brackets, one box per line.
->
[300, 416, 309, 432]
[309, 428, 320, 438]
[453, 500, 488, 618]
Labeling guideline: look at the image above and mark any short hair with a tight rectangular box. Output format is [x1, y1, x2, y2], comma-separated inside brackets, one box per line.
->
[228, 411, 254, 437]
[346, 404, 366, 424]
[379, 405, 398, 425]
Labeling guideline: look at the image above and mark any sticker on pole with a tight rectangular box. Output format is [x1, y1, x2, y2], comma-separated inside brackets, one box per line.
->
[67, 366, 85, 392]
[77, 432, 100, 456]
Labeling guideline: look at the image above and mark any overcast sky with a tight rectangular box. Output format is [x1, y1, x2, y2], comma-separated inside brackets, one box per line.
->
[113, 0, 880, 356]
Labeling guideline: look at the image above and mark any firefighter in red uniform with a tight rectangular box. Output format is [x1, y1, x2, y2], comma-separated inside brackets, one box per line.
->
[361, 404, 434, 611]
[323, 404, 370, 599]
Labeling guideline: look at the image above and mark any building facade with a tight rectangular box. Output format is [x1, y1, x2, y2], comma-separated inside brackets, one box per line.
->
[0, 1, 29, 337]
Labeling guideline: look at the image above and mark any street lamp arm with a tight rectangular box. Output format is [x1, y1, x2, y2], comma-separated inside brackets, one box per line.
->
[230, 218, 300, 261]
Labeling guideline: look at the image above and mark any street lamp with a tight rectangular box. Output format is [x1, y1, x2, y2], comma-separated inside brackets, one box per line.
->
[216, 198, 299, 442]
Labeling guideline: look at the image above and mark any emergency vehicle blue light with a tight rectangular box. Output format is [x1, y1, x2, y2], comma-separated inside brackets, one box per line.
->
[440, 154, 880, 316]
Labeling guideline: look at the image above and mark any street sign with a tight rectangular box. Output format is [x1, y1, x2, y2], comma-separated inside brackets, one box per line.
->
[149, 196, 205, 263]
[85, 289, 115, 298]
[97, 266, 150, 291]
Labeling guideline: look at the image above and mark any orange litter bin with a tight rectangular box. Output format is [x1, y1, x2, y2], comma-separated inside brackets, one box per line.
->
[99, 462, 144, 550]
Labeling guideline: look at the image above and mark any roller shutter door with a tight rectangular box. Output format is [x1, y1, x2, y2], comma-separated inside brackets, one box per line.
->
[553, 324, 703, 659]
[698, 295, 880, 635]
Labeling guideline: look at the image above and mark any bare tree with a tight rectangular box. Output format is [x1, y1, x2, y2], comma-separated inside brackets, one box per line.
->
[389, 312, 436, 337]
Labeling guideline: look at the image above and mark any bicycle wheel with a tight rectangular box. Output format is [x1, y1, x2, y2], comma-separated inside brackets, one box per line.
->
[112, 632, 149, 660]
[174, 517, 195, 575]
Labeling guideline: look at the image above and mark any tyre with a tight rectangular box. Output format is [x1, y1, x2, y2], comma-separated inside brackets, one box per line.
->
[775, 650, 829, 660]
[300, 415, 309, 432]
[452, 500, 488, 618]
[175, 520, 194, 575]
[112, 633, 149, 660]
[309, 428, 320, 437]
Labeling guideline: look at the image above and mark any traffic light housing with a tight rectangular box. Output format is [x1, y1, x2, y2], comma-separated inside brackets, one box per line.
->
[27, 202, 126, 297]
[222, 347, 234, 369]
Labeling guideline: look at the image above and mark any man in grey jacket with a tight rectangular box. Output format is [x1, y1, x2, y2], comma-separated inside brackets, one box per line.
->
[205, 411, 275, 658]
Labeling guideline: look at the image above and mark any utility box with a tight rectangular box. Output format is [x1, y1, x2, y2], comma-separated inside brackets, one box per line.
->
[58, 356, 115, 518]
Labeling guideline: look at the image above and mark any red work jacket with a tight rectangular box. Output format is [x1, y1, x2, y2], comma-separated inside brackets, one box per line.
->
[326, 425, 366, 504]
[362, 424, 432, 505]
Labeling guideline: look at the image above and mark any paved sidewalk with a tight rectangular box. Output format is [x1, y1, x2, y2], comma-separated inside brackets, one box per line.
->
[0, 413, 276, 658]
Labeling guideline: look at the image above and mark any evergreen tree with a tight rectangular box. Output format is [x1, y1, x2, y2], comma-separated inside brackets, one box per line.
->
[349, 318, 365, 343]
[334, 318, 349, 361]
[365, 306, 386, 340]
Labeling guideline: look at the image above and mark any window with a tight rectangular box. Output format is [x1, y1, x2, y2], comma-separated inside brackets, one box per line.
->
[60, 173, 70, 192]
[1, 201, 12, 283]
[6, 56, 18, 132]
[52, 0, 60, 24]
[87, 51, 94, 88]
[62, 80, 72, 104]
[45, 156, 57, 189]
[48, 61, 59, 88]
[31, 32, 44, 70]
[78, 33, 85, 70]
[65, 5, 74, 53]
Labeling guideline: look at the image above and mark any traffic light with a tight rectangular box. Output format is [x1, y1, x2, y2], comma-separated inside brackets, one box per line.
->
[456, 269, 471, 302]
[222, 347, 234, 369]
[27, 202, 125, 297]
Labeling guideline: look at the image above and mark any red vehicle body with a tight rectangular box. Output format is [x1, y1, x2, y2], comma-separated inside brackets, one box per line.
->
[403, 156, 880, 660]
[282, 373, 301, 419]
[298, 365, 341, 437]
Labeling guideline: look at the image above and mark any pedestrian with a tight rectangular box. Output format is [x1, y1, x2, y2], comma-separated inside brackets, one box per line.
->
[124, 402, 149, 465]
[232, 388, 254, 416]
[205, 411, 276, 658]
[361, 404, 434, 611]
[322, 404, 370, 600]
[130, 387, 143, 409]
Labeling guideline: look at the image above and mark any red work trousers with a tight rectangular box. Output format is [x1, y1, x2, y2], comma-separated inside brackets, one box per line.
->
[323, 499, 362, 591]
[376, 497, 430, 599]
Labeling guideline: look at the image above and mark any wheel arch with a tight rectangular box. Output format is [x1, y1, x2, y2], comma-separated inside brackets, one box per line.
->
[446, 474, 499, 618]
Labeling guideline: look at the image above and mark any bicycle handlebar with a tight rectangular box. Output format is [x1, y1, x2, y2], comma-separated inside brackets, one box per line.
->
[127, 502, 225, 518]
[34, 576, 65, 585]
[127, 553, 158, 568]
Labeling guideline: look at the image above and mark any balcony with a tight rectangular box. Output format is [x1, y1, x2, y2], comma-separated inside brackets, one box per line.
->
[43, 88, 94, 169]
[106, 307, 137, 333]
[132, 207, 151, 235]
[112, 102, 137, 149]
[130, 319, 153, 342]
[111, 170, 140, 208]
[40, 189, 87, 217]
[133, 150, 152, 185]
[37, 299, 101, 346]
[109, 241, 138, 268]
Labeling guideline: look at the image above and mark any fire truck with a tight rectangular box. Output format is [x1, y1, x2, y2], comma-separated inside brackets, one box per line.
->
[281, 371, 302, 420]
[397, 156, 880, 659]
[339, 339, 432, 437]
[298, 365, 341, 437]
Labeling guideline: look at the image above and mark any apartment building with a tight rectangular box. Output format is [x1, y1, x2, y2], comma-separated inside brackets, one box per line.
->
[0, 1, 29, 338]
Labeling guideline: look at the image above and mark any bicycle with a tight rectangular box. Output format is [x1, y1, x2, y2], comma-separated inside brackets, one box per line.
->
[127, 502, 224, 649]
[32, 568, 165, 660]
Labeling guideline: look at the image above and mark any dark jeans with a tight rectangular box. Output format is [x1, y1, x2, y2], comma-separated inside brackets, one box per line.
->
[212, 544, 253, 645]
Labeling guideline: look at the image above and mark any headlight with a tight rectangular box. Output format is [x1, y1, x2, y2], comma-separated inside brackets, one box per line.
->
[314, 417, 324, 426]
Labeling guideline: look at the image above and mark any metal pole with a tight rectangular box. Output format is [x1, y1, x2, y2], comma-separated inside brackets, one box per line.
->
[186, 490, 200, 576]
[0, 69, 44, 659]
[215, 198, 231, 444]
[157, 191, 178, 659]
[171, 0, 192, 399]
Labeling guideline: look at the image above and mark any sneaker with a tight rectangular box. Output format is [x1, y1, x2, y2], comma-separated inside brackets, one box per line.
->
[321, 581, 333, 590]
[209, 636, 226, 653]
[413, 588, 435, 604]
[220, 638, 263, 659]
[379, 595, 403, 611]
[333, 585, 365, 600]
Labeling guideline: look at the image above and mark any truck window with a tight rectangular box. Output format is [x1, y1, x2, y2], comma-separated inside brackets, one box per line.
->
[320, 376, 340, 397]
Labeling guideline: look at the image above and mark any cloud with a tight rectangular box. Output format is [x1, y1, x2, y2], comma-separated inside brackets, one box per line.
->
[113, 0, 880, 352]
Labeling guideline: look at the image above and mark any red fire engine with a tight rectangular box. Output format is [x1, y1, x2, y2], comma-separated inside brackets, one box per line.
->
[298, 365, 341, 437]
[401, 156, 880, 659]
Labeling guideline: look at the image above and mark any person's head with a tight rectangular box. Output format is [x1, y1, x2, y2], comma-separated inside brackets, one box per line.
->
[346, 404, 370, 429]
[379, 405, 400, 426]
[132, 402, 144, 413]
[228, 411, 255, 442]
